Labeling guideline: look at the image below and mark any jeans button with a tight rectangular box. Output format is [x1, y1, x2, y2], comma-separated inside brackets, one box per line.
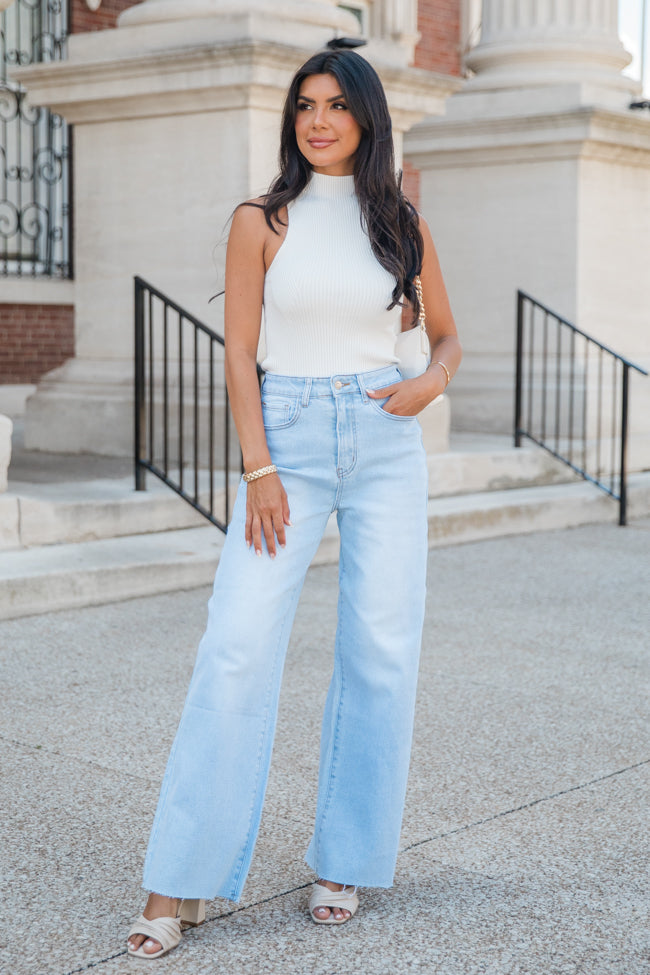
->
[334, 380, 343, 389]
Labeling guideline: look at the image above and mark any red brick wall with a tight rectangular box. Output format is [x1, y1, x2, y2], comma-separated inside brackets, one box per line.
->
[405, 1, 462, 224]
[0, 305, 75, 383]
[70, 0, 140, 33]
[414, 0, 462, 76]
[401, 161, 421, 211]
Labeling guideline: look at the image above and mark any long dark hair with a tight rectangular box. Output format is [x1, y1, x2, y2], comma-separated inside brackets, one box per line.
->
[258, 49, 424, 321]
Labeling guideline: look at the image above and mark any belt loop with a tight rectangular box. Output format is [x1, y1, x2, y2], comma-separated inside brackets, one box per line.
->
[302, 377, 312, 406]
[357, 372, 369, 403]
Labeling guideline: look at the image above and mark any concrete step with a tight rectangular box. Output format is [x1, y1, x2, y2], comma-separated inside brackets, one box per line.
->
[0, 475, 222, 551]
[1, 442, 574, 551]
[427, 473, 650, 547]
[428, 437, 576, 497]
[2, 474, 648, 621]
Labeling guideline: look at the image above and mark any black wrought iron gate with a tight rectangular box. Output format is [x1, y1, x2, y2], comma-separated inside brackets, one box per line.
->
[0, 0, 71, 278]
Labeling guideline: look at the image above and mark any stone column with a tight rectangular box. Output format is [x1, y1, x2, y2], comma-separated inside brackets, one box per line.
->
[14, 0, 456, 455]
[406, 0, 650, 469]
[466, 0, 630, 100]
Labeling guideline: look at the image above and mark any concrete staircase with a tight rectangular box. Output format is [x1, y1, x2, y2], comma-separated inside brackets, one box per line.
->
[2, 434, 649, 620]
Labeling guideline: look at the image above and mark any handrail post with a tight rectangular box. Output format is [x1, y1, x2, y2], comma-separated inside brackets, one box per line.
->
[131, 275, 236, 534]
[514, 290, 524, 447]
[134, 277, 146, 491]
[619, 363, 630, 526]
[513, 288, 646, 524]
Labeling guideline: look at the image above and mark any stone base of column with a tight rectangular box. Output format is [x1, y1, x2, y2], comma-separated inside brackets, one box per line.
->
[419, 394, 450, 455]
[444, 357, 514, 436]
[24, 358, 235, 463]
[0, 415, 12, 492]
[24, 360, 136, 456]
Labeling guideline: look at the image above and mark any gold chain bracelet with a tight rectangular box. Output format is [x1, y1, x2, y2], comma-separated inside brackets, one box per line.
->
[243, 464, 278, 483]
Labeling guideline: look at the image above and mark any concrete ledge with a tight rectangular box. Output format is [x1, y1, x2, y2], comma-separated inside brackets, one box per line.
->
[0, 516, 340, 621]
[428, 442, 576, 496]
[2, 476, 649, 621]
[3, 443, 578, 551]
[11, 477, 209, 549]
[0, 526, 225, 621]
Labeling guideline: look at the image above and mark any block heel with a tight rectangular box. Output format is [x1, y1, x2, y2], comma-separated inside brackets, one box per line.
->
[180, 898, 206, 928]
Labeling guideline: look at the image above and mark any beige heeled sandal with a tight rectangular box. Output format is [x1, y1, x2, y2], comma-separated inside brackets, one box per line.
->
[127, 898, 205, 960]
[309, 882, 359, 925]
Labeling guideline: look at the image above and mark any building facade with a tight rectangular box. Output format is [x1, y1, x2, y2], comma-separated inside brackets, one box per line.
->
[1, 0, 648, 467]
[0, 0, 462, 417]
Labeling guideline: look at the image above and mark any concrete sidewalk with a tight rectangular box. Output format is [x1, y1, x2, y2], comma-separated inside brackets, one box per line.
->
[2, 521, 649, 975]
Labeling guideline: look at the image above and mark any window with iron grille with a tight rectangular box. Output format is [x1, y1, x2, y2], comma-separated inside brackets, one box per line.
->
[0, 0, 71, 278]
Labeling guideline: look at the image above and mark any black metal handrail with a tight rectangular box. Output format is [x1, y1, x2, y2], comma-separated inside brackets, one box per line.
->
[134, 276, 246, 533]
[515, 290, 647, 525]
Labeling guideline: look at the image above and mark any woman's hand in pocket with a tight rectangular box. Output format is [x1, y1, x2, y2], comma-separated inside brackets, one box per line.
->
[366, 371, 445, 416]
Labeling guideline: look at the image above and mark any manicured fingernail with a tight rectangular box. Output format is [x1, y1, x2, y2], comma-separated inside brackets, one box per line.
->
[270, 552, 276, 559]
[280, 542, 286, 549]
[287, 521, 293, 527]
[256, 549, 261, 557]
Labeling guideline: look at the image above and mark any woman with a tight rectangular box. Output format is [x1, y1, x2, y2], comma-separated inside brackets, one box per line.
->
[128, 48, 461, 959]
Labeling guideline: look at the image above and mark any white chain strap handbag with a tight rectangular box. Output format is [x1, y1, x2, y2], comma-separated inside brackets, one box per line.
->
[395, 275, 431, 379]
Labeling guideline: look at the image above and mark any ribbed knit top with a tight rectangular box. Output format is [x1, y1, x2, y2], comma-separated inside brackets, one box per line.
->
[261, 171, 401, 376]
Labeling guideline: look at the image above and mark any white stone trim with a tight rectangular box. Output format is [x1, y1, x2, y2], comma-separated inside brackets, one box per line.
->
[407, 107, 650, 169]
[119, 0, 357, 30]
[13, 39, 461, 126]
[0, 279, 75, 306]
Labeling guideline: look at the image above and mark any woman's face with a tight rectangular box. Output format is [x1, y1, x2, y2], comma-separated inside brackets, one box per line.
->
[294, 73, 362, 177]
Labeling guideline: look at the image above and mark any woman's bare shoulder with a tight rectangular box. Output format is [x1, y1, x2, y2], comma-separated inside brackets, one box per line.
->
[232, 197, 267, 226]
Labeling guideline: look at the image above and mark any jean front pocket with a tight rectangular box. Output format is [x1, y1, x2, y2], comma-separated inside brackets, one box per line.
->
[368, 393, 417, 422]
[261, 393, 301, 429]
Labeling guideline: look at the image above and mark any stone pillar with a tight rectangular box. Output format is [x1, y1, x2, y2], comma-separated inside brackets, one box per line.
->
[466, 0, 630, 101]
[406, 0, 650, 469]
[13, 0, 456, 455]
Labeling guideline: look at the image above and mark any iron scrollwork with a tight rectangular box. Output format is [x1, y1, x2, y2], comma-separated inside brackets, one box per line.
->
[0, 0, 71, 278]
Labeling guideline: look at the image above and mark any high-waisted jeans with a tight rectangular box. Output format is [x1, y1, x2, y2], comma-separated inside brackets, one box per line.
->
[142, 365, 429, 901]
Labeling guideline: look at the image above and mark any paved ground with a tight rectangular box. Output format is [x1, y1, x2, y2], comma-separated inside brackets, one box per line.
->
[2, 520, 649, 975]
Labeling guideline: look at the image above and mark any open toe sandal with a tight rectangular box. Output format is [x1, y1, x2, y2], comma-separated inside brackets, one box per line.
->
[127, 898, 205, 960]
[309, 882, 359, 925]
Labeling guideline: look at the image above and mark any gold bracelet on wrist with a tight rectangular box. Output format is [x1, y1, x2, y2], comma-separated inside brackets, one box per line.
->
[432, 360, 451, 388]
[243, 464, 278, 483]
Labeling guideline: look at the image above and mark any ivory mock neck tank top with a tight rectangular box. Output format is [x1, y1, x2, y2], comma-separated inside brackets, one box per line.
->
[261, 171, 401, 376]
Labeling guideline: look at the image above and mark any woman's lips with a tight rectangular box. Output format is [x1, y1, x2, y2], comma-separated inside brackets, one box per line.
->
[308, 139, 336, 148]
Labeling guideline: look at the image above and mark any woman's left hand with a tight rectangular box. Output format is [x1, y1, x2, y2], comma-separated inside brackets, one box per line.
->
[366, 370, 446, 417]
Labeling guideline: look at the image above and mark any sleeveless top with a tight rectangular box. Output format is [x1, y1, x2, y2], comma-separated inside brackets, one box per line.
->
[261, 171, 401, 376]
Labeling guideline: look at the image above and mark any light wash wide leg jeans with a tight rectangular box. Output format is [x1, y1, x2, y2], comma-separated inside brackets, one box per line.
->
[142, 366, 428, 901]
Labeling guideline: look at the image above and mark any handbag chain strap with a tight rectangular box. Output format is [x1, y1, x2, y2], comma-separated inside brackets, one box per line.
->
[414, 275, 426, 331]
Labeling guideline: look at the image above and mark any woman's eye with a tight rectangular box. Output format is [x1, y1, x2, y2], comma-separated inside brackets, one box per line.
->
[332, 102, 348, 110]
[297, 102, 312, 111]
